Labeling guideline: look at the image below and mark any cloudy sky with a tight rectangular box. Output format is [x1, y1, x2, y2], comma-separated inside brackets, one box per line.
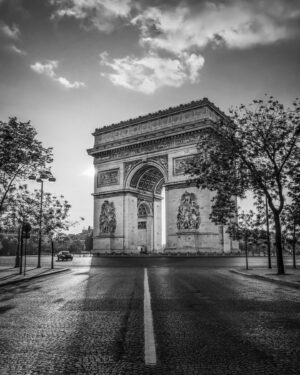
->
[1, 0, 300, 232]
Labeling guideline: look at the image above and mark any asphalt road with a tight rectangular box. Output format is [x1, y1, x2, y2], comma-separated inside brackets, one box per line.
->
[0, 254, 296, 269]
[0, 262, 299, 374]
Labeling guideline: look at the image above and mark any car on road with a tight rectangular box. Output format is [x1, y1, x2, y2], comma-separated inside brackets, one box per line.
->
[57, 251, 73, 261]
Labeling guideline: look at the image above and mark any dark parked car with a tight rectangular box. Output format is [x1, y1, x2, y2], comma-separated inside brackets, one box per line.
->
[57, 251, 73, 261]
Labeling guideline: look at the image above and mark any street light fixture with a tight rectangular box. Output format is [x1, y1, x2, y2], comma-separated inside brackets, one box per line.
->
[28, 171, 56, 268]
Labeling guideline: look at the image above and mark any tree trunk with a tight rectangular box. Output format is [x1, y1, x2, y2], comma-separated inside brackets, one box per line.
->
[51, 240, 54, 270]
[292, 219, 296, 269]
[15, 226, 21, 268]
[273, 212, 285, 274]
[19, 231, 23, 275]
[265, 195, 272, 269]
[245, 237, 249, 270]
[23, 237, 27, 276]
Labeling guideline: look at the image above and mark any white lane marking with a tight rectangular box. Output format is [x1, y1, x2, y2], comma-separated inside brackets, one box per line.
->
[144, 268, 157, 365]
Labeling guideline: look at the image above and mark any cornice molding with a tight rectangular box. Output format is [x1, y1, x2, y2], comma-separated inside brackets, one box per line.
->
[93, 188, 162, 199]
[165, 180, 197, 191]
[96, 234, 124, 239]
[89, 127, 207, 163]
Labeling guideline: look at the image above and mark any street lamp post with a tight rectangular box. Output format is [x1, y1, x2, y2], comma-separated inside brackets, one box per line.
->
[37, 178, 44, 269]
[29, 171, 56, 268]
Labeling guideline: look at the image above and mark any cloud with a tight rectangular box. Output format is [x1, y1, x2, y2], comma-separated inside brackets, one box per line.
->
[97, 0, 300, 94]
[30, 60, 85, 89]
[1, 23, 20, 39]
[56, 76, 86, 89]
[51, 0, 134, 33]
[132, 1, 300, 53]
[49, 0, 300, 44]
[100, 51, 204, 94]
[52, 0, 296, 93]
[31, 60, 58, 77]
[9, 45, 27, 55]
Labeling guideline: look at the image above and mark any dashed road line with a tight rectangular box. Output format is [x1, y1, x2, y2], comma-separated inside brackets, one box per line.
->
[144, 268, 157, 365]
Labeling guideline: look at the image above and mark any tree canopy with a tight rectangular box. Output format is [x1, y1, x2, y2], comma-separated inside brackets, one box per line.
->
[187, 96, 300, 274]
[0, 117, 53, 214]
[0, 186, 72, 237]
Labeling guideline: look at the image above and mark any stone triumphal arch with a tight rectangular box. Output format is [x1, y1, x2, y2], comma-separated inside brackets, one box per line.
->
[88, 98, 238, 254]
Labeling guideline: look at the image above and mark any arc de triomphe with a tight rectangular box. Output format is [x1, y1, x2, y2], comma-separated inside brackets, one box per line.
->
[87, 98, 238, 254]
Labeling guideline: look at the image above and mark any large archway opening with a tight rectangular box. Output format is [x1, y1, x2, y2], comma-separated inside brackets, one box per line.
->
[128, 164, 166, 252]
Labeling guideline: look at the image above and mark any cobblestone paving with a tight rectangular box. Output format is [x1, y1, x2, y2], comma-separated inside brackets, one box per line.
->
[150, 268, 300, 375]
[0, 264, 299, 374]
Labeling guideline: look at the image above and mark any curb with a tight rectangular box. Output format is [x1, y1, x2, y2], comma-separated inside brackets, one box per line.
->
[0, 268, 70, 287]
[90, 255, 267, 259]
[230, 269, 300, 290]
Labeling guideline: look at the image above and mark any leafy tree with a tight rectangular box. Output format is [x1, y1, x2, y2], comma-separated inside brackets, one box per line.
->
[0, 185, 38, 228]
[0, 117, 53, 215]
[253, 193, 274, 268]
[69, 239, 84, 254]
[0, 185, 39, 266]
[35, 192, 72, 268]
[55, 234, 71, 252]
[187, 96, 300, 274]
[281, 203, 300, 268]
[284, 166, 300, 267]
[227, 210, 259, 270]
[37, 193, 84, 267]
[85, 230, 93, 253]
[1, 187, 76, 267]
[0, 236, 18, 256]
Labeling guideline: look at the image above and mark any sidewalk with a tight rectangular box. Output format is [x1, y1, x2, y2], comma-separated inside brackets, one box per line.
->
[230, 266, 300, 289]
[0, 266, 70, 287]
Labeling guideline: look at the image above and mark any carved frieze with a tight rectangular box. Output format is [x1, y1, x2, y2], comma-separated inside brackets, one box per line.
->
[150, 154, 168, 172]
[95, 131, 202, 164]
[124, 155, 168, 182]
[173, 155, 196, 175]
[99, 201, 116, 234]
[124, 160, 142, 181]
[95, 106, 218, 145]
[177, 191, 200, 230]
[97, 168, 119, 187]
